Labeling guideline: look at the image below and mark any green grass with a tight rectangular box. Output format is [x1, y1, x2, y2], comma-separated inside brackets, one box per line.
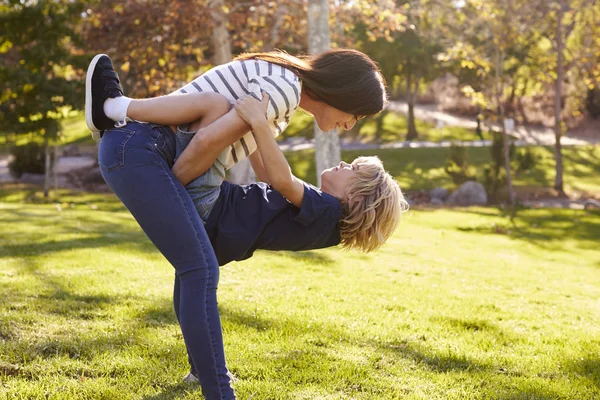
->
[356, 112, 478, 143]
[0, 114, 95, 155]
[0, 186, 599, 399]
[57, 113, 94, 146]
[282, 110, 478, 143]
[286, 145, 600, 196]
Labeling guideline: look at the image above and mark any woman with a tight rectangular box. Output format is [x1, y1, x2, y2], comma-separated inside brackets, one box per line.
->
[86, 49, 399, 400]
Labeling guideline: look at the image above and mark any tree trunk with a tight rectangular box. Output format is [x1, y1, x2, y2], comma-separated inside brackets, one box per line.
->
[53, 139, 59, 191]
[406, 70, 420, 141]
[269, 4, 287, 50]
[210, 0, 255, 184]
[375, 110, 389, 142]
[308, 0, 340, 186]
[495, 48, 515, 205]
[553, 5, 566, 196]
[406, 103, 417, 141]
[517, 77, 529, 125]
[210, 0, 231, 67]
[43, 135, 51, 198]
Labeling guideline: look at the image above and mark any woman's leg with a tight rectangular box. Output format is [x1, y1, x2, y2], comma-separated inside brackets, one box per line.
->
[99, 122, 234, 400]
[172, 102, 232, 379]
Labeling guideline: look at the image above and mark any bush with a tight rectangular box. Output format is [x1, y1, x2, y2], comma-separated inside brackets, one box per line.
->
[484, 131, 515, 203]
[515, 148, 538, 174]
[444, 143, 475, 185]
[586, 87, 600, 119]
[8, 142, 46, 178]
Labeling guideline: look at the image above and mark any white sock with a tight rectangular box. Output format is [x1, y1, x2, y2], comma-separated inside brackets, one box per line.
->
[104, 96, 132, 121]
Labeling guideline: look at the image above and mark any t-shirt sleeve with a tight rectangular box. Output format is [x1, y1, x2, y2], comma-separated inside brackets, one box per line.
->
[247, 74, 301, 137]
[293, 183, 342, 227]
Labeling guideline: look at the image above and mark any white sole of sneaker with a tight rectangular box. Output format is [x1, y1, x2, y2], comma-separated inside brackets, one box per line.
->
[85, 53, 107, 139]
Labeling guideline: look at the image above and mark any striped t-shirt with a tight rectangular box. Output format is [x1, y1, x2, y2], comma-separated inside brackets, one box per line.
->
[174, 59, 302, 169]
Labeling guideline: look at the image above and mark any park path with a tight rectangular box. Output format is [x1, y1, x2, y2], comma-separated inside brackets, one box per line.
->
[387, 100, 599, 146]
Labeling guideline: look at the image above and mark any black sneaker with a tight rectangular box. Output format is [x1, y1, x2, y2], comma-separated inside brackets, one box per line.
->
[85, 54, 124, 139]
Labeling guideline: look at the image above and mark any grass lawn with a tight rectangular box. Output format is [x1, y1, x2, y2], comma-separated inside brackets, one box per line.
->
[356, 112, 478, 143]
[0, 114, 91, 151]
[286, 145, 600, 197]
[276, 110, 478, 143]
[0, 186, 599, 399]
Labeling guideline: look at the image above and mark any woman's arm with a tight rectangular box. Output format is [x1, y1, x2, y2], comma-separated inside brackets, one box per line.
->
[234, 94, 305, 207]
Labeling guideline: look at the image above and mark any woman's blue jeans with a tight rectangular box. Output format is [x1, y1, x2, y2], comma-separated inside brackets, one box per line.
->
[98, 122, 235, 400]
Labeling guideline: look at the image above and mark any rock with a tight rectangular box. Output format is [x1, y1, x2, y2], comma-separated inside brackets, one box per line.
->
[430, 197, 444, 206]
[62, 144, 80, 157]
[19, 173, 45, 185]
[429, 187, 449, 200]
[584, 199, 600, 210]
[55, 156, 96, 174]
[447, 180, 488, 206]
[84, 168, 105, 185]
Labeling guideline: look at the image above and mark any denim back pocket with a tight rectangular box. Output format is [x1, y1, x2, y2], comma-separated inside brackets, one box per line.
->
[153, 129, 176, 168]
[98, 128, 136, 173]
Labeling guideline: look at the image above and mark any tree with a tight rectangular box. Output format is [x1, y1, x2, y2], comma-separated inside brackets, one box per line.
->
[308, 0, 340, 185]
[82, 0, 212, 97]
[0, 0, 87, 197]
[445, 0, 543, 205]
[211, 0, 254, 185]
[396, 1, 446, 141]
[543, 0, 595, 196]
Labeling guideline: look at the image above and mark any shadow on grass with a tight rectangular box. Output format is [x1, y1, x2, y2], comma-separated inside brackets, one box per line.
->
[41, 290, 117, 320]
[565, 354, 600, 388]
[380, 338, 487, 373]
[221, 304, 493, 374]
[217, 306, 580, 399]
[138, 297, 178, 327]
[0, 206, 151, 259]
[275, 250, 336, 266]
[493, 387, 566, 400]
[456, 207, 600, 253]
[141, 383, 202, 400]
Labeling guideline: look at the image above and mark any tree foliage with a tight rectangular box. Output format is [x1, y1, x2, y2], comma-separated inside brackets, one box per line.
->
[0, 0, 87, 138]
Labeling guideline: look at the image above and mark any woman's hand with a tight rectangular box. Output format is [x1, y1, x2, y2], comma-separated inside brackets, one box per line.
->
[234, 92, 270, 128]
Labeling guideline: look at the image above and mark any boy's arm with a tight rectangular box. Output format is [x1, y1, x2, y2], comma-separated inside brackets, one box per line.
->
[248, 151, 270, 184]
[234, 94, 305, 207]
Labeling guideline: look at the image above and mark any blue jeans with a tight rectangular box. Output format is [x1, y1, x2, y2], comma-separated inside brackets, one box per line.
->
[98, 122, 235, 400]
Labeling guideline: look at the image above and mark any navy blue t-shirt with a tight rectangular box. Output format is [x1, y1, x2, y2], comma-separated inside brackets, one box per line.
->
[204, 181, 342, 265]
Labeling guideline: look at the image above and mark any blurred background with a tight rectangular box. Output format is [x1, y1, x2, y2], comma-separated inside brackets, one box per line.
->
[1, 0, 599, 207]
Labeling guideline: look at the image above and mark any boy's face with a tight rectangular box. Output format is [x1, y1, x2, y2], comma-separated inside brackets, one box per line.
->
[320, 161, 357, 201]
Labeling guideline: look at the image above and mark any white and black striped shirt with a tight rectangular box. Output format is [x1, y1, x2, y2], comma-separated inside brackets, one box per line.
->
[174, 59, 302, 169]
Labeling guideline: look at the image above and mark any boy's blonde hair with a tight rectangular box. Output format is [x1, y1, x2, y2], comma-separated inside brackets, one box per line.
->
[340, 156, 409, 252]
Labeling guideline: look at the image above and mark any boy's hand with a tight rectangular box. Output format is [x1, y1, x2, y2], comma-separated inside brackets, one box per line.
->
[234, 92, 270, 128]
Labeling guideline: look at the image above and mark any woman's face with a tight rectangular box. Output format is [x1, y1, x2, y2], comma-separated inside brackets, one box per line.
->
[314, 103, 358, 132]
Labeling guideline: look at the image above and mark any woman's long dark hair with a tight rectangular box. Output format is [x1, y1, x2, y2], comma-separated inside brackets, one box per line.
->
[235, 49, 388, 117]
